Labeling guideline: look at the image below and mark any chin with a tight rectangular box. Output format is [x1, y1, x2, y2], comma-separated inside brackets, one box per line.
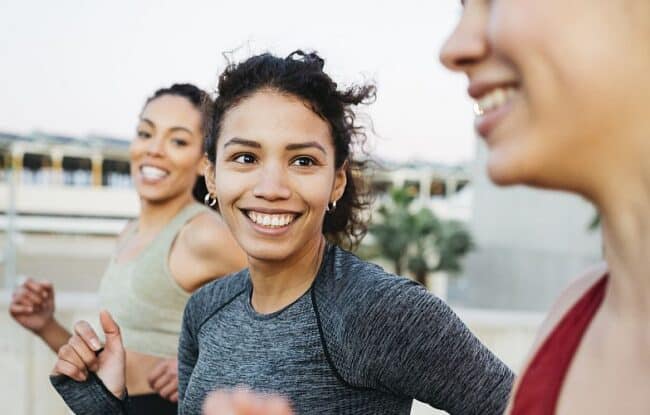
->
[242, 240, 294, 263]
[485, 155, 525, 186]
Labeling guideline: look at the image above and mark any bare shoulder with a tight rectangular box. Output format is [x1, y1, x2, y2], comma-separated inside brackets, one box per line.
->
[174, 211, 247, 279]
[181, 211, 232, 255]
[531, 262, 608, 350]
[504, 262, 608, 414]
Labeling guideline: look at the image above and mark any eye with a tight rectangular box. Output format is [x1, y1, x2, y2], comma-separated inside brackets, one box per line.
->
[137, 130, 151, 139]
[233, 153, 257, 164]
[171, 138, 188, 147]
[291, 156, 316, 167]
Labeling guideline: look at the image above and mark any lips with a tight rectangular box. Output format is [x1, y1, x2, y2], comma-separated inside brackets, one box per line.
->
[468, 81, 520, 139]
[140, 165, 169, 181]
[241, 209, 301, 229]
[473, 86, 517, 116]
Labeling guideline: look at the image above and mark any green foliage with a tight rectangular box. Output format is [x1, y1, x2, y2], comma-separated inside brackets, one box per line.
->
[368, 187, 473, 285]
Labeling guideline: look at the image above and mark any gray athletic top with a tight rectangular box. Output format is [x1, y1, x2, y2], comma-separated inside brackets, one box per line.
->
[51, 244, 513, 415]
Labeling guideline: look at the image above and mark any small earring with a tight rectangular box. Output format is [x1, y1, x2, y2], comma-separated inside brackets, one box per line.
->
[326, 200, 337, 213]
[204, 193, 217, 207]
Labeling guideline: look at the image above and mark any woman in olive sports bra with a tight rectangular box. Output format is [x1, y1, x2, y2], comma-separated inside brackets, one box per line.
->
[9, 84, 246, 414]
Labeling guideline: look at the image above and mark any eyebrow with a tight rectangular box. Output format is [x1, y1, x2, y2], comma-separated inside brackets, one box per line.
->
[139, 118, 193, 135]
[285, 141, 326, 155]
[223, 138, 327, 154]
[223, 137, 262, 149]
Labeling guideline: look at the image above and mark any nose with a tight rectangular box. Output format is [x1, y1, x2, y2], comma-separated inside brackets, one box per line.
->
[252, 161, 291, 201]
[439, 3, 489, 73]
[146, 136, 165, 157]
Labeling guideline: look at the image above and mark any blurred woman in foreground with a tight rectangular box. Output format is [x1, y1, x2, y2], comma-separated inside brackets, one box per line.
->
[10, 84, 246, 414]
[440, 0, 650, 413]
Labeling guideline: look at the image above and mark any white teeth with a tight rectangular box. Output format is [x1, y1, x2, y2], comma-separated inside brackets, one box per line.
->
[246, 211, 296, 228]
[474, 87, 516, 116]
[141, 165, 169, 179]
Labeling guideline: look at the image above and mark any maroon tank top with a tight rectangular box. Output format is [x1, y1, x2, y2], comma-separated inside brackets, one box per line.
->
[511, 275, 608, 414]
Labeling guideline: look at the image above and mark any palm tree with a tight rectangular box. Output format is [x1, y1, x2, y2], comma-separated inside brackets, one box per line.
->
[368, 187, 473, 285]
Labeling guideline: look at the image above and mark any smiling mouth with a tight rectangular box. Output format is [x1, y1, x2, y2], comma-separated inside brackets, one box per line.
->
[243, 210, 300, 228]
[140, 165, 170, 180]
[473, 86, 517, 117]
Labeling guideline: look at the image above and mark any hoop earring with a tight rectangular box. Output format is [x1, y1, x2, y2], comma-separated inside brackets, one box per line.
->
[204, 193, 217, 207]
[326, 200, 337, 213]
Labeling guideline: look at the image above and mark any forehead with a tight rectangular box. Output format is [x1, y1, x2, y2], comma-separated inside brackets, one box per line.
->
[219, 90, 332, 148]
[140, 95, 202, 130]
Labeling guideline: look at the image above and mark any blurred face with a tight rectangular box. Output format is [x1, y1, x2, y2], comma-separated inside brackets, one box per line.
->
[440, 0, 650, 192]
[130, 95, 204, 203]
[206, 90, 346, 263]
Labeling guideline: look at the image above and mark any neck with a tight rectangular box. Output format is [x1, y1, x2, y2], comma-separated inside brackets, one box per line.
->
[248, 236, 326, 314]
[595, 147, 650, 321]
[137, 193, 194, 234]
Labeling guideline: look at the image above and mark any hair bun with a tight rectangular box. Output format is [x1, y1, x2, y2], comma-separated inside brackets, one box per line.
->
[286, 50, 325, 70]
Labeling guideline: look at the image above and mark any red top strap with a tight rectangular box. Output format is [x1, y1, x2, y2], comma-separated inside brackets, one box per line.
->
[511, 275, 608, 414]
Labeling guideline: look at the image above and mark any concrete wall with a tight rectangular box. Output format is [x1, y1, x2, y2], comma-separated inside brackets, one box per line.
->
[453, 145, 602, 310]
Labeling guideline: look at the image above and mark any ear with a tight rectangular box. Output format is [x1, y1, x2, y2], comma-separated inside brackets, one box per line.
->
[204, 158, 217, 196]
[331, 161, 348, 204]
[196, 153, 208, 177]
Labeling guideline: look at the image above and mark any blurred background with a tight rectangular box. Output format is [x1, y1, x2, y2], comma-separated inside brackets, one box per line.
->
[0, 1, 602, 414]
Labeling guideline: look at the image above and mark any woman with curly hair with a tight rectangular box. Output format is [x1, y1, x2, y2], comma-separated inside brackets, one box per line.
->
[49, 51, 513, 415]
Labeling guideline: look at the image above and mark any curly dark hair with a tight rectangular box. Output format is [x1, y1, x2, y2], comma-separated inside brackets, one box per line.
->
[204, 50, 376, 249]
[145, 83, 215, 207]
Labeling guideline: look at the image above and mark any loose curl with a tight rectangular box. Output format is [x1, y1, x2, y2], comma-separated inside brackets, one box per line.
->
[204, 50, 375, 249]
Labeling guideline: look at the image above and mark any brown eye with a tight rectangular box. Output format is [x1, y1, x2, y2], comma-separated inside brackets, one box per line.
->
[137, 130, 151, 139]
[291, 156, 316, 167]
[234, 154, 257, 164]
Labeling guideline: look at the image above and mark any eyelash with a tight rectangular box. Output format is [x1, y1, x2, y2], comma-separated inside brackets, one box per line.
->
[137, 131, 151, 139]
[230, 154, 318, 167]
[233, 153, 257, 164]
[172, 139, 188, 146]
[291, 156, 317, 167]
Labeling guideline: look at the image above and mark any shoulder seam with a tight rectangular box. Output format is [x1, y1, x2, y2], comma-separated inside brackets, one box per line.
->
[197, 287, 248, 334]
[310, 288, 373, 392]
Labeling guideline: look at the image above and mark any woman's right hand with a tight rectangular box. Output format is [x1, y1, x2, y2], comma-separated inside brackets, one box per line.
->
[51, 310, 126, 399]
[9, 278, 55, 333]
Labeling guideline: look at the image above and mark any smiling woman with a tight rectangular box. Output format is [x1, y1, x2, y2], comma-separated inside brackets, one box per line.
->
[49, 51, 513, 415]
[10, 83, 247, 415]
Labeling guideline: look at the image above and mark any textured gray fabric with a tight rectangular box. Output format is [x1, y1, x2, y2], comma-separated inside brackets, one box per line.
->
[50, 244, 514, 414]
[179, 244, 513, 414]
[50, 373, 129, 414]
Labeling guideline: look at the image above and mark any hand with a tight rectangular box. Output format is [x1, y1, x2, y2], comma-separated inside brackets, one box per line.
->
[9, 278, 55, 333]
[51, 310, 126, 398]
[203, 389, 294, 415]
[147, 357, 179, 402]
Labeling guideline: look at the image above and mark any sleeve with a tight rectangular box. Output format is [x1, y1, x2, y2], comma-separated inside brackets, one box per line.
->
[178, 294, 200, 404]
[343, 279, 514, 415]
[50, 373, 130, 415]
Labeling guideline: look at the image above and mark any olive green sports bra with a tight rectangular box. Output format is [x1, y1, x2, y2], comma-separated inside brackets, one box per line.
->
[98, 202, 210, 357]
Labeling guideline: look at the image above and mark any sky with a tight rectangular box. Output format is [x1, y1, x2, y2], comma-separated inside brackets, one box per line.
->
[0, 0, 476, 164]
